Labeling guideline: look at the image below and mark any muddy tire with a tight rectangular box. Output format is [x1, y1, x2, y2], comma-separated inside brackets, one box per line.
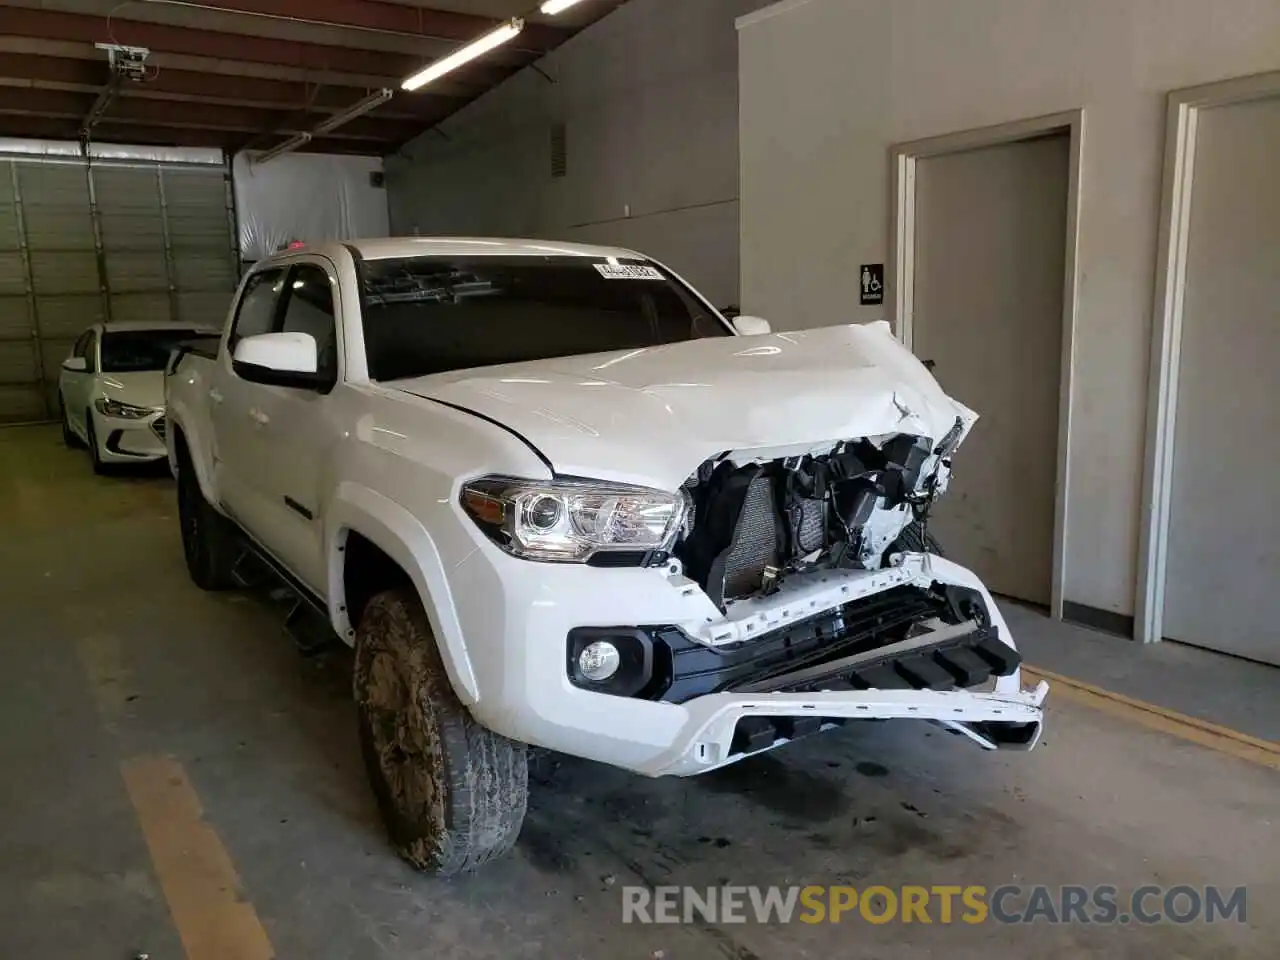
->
[354, 588, 528, 876]
[177, 458, 238, 590]
[888, 520, 945, 558]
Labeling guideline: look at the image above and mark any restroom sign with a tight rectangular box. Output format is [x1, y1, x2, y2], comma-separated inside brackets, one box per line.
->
[860, 264, 884, 305]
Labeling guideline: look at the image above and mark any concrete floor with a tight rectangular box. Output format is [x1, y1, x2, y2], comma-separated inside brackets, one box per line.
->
[1, 423, 1277, 959]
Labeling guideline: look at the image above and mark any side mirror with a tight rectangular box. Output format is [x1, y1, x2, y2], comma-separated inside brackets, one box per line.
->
[232, 332, 328, 390]
[731, 315, 772, 336]
[62, 356, 87, 372]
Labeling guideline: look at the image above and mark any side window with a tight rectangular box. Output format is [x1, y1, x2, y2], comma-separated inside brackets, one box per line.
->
[84, 332, 98, 373]
[228, 269, 286, 350]
[279, 265, 338, 384]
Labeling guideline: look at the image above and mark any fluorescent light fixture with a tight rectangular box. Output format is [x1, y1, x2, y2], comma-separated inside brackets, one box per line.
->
[254, 132, 311, 166]
[540, 0, 590, 13]
[313, 88, 393, 136]
[402, 18, 524, 92]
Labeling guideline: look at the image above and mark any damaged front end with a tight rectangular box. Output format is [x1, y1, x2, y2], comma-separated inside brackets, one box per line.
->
[611, 424, 1048, 773]
[674, 423, 965, 610]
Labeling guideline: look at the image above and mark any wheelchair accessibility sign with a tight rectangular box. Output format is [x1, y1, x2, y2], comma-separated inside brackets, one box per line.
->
[860, 264, 884, 305]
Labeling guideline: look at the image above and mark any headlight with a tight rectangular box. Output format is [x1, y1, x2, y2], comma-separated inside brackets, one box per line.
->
[461, 476, 687, 563]
[95, 398, 157, 420]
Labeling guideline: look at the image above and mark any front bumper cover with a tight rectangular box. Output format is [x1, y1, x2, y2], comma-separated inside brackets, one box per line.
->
[639, 681, 1049, 777]
[96, 410, 167, 462]
[458, 545, 1049, 777]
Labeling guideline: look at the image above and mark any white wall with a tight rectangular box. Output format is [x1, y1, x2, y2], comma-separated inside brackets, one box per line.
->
[384, 0, 772, 308]
[233, 152, 389, 262]
[738, 0, 1280, 619]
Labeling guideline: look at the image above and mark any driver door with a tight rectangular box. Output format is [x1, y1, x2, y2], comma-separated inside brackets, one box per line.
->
[243, 260, 341, 594]
[211, 268, 287, 543]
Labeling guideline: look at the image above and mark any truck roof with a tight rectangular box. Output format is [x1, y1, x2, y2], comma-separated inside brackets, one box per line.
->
[268, 237, 648, 264]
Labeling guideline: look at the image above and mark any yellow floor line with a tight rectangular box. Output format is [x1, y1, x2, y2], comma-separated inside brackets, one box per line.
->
[120, 755, 276, 960]
[1024, 665, 1280, 771]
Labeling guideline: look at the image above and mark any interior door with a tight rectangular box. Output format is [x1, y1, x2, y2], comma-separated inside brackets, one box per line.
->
[1163, 94, 1280, 665]
[247, 260, 341, 594]
[211, 268, 286, 537]
[911, 133, 1069, 606]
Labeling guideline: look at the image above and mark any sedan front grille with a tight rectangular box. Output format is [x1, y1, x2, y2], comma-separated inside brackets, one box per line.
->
[151, 415, 167, 441]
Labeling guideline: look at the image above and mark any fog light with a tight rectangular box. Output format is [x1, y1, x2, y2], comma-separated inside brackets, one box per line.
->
[578, 640, 621, 682]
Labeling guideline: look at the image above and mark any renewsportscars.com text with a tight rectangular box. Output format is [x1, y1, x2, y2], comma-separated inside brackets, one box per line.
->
[622, 884, 1247, 926]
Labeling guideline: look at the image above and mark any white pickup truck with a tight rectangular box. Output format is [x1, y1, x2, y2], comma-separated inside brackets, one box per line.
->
[166, 237, 1048, 875]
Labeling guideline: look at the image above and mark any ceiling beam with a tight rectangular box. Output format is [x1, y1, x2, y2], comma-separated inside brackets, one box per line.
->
[0, 8, 522, 87]
[0, 52, 459, 120]
[139, 0, 570, 52]
[0, 87, 425, 143]
[0, 114, 389, 156]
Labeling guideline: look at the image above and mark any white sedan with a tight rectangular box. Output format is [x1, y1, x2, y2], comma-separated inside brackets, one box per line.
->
[58, 321, 220, 472]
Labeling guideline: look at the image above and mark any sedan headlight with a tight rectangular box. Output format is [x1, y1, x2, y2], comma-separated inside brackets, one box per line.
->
[95, 397, 158, 420]
[461, 476, 686, 563]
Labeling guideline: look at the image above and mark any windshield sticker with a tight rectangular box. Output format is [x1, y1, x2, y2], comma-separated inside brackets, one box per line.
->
[593, 263, 665, 281]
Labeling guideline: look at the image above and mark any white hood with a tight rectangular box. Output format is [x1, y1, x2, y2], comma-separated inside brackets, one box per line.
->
[100, 370, 165, 409]
[395, 321, 976, 490]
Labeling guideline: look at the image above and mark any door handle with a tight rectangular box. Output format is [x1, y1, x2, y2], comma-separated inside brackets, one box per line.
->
[209, 388, 224, 404]
[249, 408, 270, 426]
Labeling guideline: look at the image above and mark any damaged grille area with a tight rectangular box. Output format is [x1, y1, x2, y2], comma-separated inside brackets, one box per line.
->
[649, 583, 1017, 704]
[673, 435, 938, 609]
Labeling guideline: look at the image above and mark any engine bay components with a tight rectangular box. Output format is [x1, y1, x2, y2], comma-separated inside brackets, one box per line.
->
[674, 434, 940, 608]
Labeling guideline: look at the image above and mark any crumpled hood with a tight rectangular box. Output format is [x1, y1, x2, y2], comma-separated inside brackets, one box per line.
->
[394, 321, 976, 490]
[99, 370, 165, 409]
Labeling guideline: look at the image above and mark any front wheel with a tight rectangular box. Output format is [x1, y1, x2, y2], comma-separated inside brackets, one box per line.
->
[84, 412, 106, 475]
[59, 396, 80, 448]
[177, 460, 239, 590]
[354, 588, 528, 876]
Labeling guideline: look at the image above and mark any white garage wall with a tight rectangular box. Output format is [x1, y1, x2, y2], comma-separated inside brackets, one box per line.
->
[384, 0, 773, 309]
[737, 0, 1280, 621]
[233, 152, 389, 262]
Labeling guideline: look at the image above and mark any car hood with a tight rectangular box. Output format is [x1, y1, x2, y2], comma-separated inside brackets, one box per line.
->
[393, 321, 977, 490]
[99, 370, 165, 409]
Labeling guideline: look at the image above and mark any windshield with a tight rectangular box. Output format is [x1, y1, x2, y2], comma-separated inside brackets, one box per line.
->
[100, 329, 207, 373]
[358, 255, 731, 381]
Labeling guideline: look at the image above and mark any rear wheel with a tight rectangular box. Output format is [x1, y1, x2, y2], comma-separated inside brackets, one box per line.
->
[354, 588, 528, 876]
[177, 458, 239, 590]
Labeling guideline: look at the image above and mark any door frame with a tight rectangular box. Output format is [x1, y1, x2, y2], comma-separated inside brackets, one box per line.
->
[887, 110, 1085, 621]
[1135, 71, 1280, 646]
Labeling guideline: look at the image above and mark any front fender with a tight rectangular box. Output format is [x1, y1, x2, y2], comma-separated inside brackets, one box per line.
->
[326, 482, 480, 705]
[166, 403, 218, 508]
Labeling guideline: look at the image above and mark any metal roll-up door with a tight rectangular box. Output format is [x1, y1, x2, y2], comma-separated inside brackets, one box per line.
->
[0, 161, 42, 423]
[162, 167, 237, 328]
[0, 151, 236, 424]
[96, 166, 172, 326]
[17, 161, 103, 422]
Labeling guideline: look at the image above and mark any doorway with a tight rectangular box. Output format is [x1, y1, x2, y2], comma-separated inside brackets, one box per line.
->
[891, 115, 1081, 612]
[1154, 90, 1280, 665]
